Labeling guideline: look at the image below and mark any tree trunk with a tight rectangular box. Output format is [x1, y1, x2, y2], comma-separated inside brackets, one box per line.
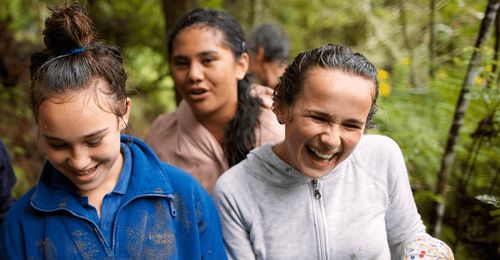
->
[224, 0, 258, 30]
[399, 0, 418, 88]
[161, 0, 196, 106]
[429, 0, 436, 80]
[430, 0, 500, 237]
[487, 9, 500, 87]
[0, 19, 29, 89]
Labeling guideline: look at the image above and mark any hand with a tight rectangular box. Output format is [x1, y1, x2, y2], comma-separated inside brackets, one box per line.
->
[250, 84, 274, 109]
[402, 236, 454, 260]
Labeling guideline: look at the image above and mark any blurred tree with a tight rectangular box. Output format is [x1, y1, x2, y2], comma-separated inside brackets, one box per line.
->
[431, 0, 499, 237]
[429, 0, 436, 80]
[398, 0, 418, 88]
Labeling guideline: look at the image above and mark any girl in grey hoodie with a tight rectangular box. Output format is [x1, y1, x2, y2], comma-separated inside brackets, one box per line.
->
[214, 43, 453, 260]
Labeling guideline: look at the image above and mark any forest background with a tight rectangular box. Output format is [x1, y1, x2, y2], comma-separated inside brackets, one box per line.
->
[0, 0, 499, 258]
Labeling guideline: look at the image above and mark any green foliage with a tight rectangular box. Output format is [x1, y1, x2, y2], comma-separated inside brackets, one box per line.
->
[371, 41, 499, 257]
[88, 0, 166, 51]
[125, 46, 176, 138]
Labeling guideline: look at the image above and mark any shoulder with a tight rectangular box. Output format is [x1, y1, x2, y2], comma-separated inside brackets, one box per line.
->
[215, 144, 270, 197]
[216, 160, 248, 191]
[146, 111, 178, 148]
[160, 162, 210, 199]
[355, 134, 402, 157]
[215, 157, 252, 198]
[2, 187, 37, 225]
[160, 162, 197, 187]
[349, 134, 406, 178]
[148, 111, 177, 136]
[0, 140, 11, 165]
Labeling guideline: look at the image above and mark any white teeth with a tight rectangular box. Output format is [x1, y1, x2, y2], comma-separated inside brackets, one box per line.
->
[309, 147, 334, 160]
[75, 166, 97, 176]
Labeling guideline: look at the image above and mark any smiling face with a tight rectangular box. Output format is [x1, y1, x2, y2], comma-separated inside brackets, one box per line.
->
[37, 79, 130, 196]
[170, 26, 248, 121]
[273, 68, 375, 179]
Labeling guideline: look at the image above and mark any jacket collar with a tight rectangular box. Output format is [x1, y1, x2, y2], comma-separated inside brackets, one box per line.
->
[30, 135, 174, 213]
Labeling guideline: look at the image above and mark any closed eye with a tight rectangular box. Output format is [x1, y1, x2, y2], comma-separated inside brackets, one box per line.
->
[48, 142, 69, 150]
[87, 138, 103, 147]
[201, 56, 215, 65]
[343, 123, 363, 130]
[310, 115, 327, 122]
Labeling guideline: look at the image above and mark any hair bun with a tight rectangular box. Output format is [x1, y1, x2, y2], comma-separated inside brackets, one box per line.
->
[43, 3, 95, 53]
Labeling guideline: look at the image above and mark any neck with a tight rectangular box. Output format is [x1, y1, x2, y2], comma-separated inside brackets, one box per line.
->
[198, 110, 235, 145]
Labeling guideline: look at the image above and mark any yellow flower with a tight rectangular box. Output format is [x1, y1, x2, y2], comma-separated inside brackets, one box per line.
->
[485, 65, 492, 72]
[475, 76, 484, 86]
[401, 57, 411, 65]
[378, 69, 390, 80]
[380, 81, 391, 97]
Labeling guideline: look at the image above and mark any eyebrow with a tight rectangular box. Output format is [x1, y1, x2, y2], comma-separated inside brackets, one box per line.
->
[172, 50, 218, 60]
[344, 118, 365, 126]
[43, 128, 108, 141]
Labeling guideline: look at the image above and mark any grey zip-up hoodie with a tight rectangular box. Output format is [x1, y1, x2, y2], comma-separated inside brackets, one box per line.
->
[214, 135, 436, 259]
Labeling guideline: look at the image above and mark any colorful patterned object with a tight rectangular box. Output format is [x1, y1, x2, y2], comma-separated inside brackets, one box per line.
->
[403, 236, 454, 260]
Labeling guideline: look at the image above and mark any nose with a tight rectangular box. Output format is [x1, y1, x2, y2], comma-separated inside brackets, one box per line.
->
[320, 125, 341, 149]
[67, 147, 91, 171]
[187, 63, 204, 83]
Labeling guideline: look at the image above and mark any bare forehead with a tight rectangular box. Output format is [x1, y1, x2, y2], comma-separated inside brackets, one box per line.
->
[300, 68, 376, 100]
[174, 25, 227, 49]
[305, 68, 375, 88]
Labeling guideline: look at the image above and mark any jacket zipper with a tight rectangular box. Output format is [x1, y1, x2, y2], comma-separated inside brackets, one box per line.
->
[310, 179, 328, 259]
[311, 179, 321, 199]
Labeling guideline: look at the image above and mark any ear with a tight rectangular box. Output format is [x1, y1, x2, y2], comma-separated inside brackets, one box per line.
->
[272, 102, 290, 125]
[256, 47, 265, 62]
[119, 98, 132, 131]
[235, 52, 249, 80]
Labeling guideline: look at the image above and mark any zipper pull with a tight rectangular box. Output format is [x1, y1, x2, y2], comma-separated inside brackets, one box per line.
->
[311, 179, 321, 199]
[166, 195, 177, 217]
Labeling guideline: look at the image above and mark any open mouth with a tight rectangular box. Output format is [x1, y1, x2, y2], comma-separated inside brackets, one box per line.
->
[74, 164, 99, 176]
[190, 88, 208, 95]
[307, 146, 336, 161]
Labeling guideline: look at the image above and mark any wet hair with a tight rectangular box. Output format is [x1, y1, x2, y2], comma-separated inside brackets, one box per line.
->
[29, 3, 128, 122]
[273, 43, 379, 128]
[247, 23, 290, 63]
[168, 8, 262, 166]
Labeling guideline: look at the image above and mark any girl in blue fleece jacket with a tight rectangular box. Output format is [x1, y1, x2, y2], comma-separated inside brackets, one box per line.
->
[0, 3, 226, 259]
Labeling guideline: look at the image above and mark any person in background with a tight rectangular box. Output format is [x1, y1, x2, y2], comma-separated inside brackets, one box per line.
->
[0, 3, 226, 259]
[214, 43, 454, 259]
[0, 139, 16, 227]
[146, 9, 284, 194]
[247, 23, 290, 89]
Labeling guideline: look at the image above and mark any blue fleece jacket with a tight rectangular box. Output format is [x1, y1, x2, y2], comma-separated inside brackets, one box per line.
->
[0, 135, 227, 259]
[0, 139, 16, 227]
